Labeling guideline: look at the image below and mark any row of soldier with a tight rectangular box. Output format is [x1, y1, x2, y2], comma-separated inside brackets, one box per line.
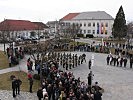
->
[47, 52, 86, 70]
[106, 54, 128, 68]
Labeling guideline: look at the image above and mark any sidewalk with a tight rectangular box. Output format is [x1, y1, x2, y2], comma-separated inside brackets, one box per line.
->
[0, 66, 19, 74]
[0, 55, 30, 74]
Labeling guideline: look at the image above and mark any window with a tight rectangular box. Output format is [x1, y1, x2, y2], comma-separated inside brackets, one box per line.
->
[97, 23, 99, 34]
[76, 23, 79, 27]
[93, 23, 95, 27]
[12, 32, 14, 37]
[88, 23, 91, 27]
[93, 30, 95, 34]
[84, 30, 86, 33]
[97, 23, 99, 26]
[80, 23, 82, 27]
[66, 23, 68, 26]
[80, 30, 82, 34]
[72, 23, 75, 26]
[105, 30, 108, 34]
[84, 23, 86, 27]
[101, 23, 103, 27]
[97, 30, 99, 34]
[88, 30, 91, 33]
[105, 23, 108, 27]
[63, 23, 65, 26]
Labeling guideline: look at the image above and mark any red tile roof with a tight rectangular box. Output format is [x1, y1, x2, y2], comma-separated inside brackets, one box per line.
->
[60, 13, 80, 21]
[33, 22, 49, 29]
[0, 19, 39, 31]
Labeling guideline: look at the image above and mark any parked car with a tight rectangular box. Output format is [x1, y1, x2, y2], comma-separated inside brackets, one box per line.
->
[40, 35, 44, 39]
[45, 36, 50, 39]
[22, 36, 32, 40]
[35, 36, 40, 40]
[30, 36, 36, 40]
[15, 38, 22, 42]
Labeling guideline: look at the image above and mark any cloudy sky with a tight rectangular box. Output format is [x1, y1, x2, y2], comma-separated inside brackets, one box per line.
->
[0, 0, 132, 23]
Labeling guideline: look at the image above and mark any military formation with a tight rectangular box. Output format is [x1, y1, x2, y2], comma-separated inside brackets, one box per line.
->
[47, 52, 86, 70]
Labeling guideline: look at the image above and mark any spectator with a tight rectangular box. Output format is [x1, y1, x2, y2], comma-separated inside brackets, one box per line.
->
[15, 78, 22, 95]
[9, 55, 12, 67]
[12, 77, 16, 98]
[37, 87, 43, 100]
[29, 78, 33, 93]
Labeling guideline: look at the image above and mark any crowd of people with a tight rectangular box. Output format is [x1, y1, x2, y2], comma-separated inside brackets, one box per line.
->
[36, 60, 103, 100]
[25, 51, 103, 100]
[7, 46, 24, 67]
[47, 42, 109, 54]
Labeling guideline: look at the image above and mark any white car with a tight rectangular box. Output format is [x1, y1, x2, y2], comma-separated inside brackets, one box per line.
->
[16, 38, 22, 42]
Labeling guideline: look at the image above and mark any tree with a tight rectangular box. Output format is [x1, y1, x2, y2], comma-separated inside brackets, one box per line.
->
[112, 6, 127, 40]
[0, 19, 12, 52]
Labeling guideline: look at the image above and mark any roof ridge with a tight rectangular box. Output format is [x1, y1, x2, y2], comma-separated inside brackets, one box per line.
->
[4, 19, 31, 22]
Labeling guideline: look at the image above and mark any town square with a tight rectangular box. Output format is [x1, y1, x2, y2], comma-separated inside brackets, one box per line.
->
[0, 0, 133, 100]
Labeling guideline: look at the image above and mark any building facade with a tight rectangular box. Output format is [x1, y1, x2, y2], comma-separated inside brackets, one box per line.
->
[46, 21, 59, 34]
[0, 19, 49, 39]
[60, 11, 114, 38]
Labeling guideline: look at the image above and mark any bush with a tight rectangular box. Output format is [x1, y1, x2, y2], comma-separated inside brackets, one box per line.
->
[10, 75, 16, 80]
[33, 74, 40, 80]
[86, 34, 94, 38]
[77, 34, 84, 37]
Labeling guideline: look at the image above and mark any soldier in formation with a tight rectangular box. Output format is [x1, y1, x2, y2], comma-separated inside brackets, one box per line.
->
[47, 52, 86, 70]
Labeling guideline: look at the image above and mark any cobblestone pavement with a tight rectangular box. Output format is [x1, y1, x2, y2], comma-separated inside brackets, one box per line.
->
[0, 51, 133, 100]
[0, 90, 38, 100]
[64, 51, 133, 100]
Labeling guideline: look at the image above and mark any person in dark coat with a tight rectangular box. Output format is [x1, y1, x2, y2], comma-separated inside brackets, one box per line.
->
[94, 90, 102, 100]
[15, 78, 22, 95]
[88, 59, 92, 69]
[120, 58, 123, 67]
[106, 55, 110, 65]
[47, 84, 53, 100]
[37, 87, 43, 100]
[123, 57, 128, 67]
[130, 57, 133, 68]
[12, 77, 17, 98]
[29, 78, 33, 93]
[87, 71, 92, 86]
[113, 56, 117, 66]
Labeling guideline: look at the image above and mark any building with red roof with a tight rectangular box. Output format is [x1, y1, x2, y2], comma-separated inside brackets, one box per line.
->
[59, 11, 114, 38]
[0, 19, 49, 39]
[60, 13, 80, 21]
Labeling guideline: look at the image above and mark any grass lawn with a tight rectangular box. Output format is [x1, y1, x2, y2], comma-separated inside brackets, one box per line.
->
[0, 50, 9, 69]
[0, 71, 41, 92]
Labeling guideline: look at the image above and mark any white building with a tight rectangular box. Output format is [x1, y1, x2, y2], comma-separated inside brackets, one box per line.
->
[60, 11, 114, 38]
[46, 21, 59, 34]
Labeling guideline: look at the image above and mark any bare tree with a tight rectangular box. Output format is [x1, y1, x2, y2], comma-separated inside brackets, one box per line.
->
[0, 19, 12, 52]
[127, 22, 133, 38]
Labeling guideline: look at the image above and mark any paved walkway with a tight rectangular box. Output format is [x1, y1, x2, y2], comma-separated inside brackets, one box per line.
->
[0, 55, 30, 74]
[0, 52, 133, 100]
[0, 90, 38, 100]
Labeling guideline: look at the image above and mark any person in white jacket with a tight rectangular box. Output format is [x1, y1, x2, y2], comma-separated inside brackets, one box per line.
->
[43, 88, 48, 100]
